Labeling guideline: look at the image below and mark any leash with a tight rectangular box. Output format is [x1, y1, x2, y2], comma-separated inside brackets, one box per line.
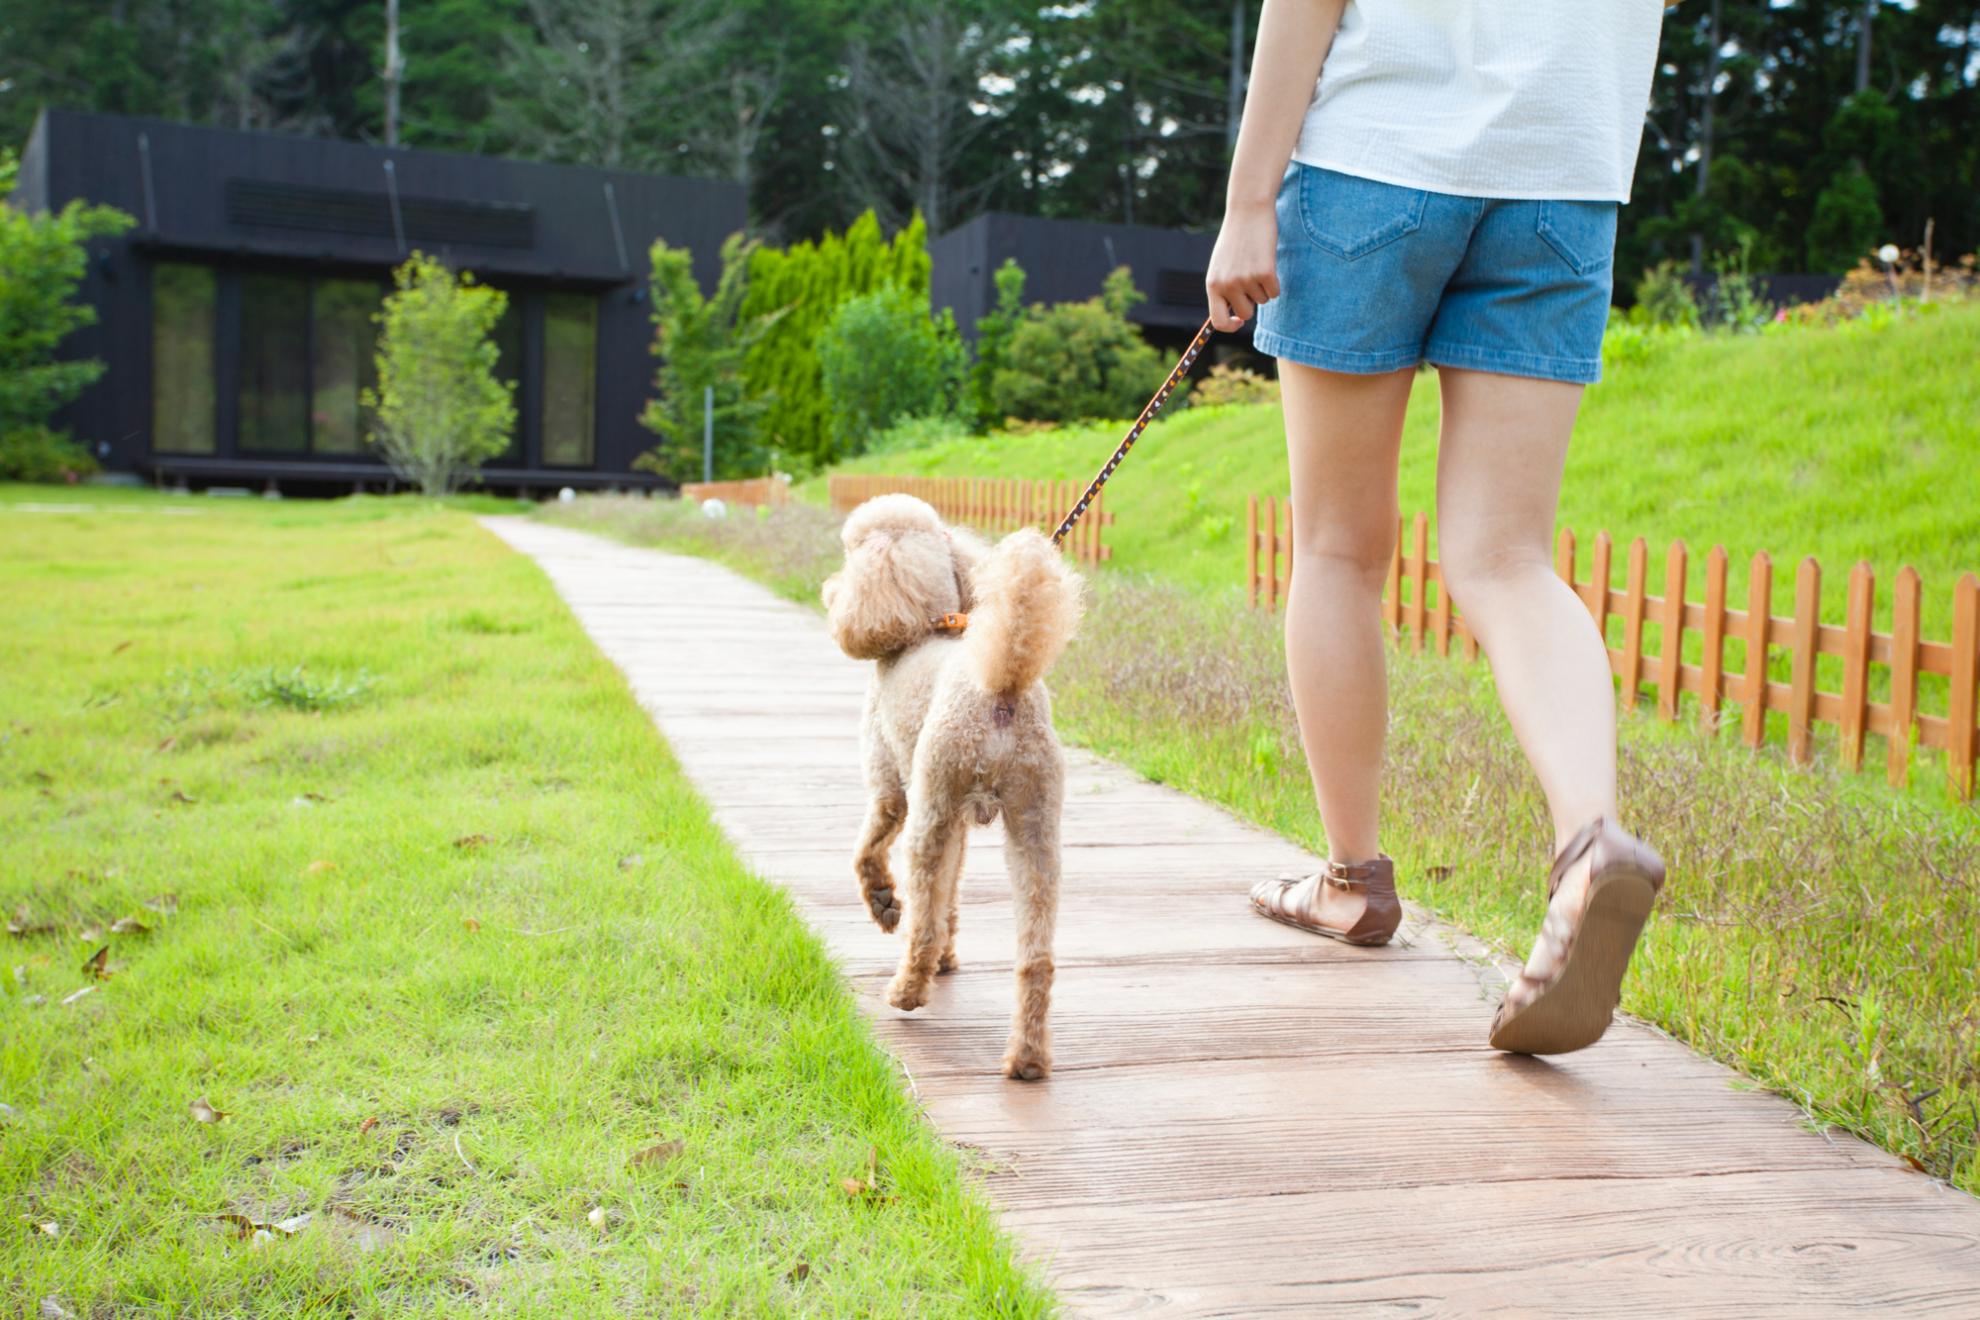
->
[930, 315, 1217, 637]
[1049, 315, 1216, 547]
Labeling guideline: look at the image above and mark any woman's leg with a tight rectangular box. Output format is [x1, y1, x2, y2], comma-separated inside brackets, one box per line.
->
[1277, 361, 1416, 905]
[1431, 368, 1616, 847]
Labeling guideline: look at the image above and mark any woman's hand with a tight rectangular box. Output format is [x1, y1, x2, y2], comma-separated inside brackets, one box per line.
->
[1206, 201, 1280, 332]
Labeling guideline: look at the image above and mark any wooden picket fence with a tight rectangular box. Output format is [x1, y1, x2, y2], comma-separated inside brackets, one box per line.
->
[680, 475, 790, 507]
[1245, 497, 1980, 800]
[828, 473, 1114, 564]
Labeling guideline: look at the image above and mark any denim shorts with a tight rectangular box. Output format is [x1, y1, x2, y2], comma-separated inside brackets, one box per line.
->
[1252, 163, 1618, 384]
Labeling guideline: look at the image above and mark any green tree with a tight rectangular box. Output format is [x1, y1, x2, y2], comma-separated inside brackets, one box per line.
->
[1807, 165, 1884, 273]
[991, 266, 1180, 424]
[361, 253, 515, 496]
[817, 286, 961, 457]
[966, 258, 1026, 429]
[635, 233, 783, 483]
[0, 151, 133, 480]
[738, 209, 930, 471]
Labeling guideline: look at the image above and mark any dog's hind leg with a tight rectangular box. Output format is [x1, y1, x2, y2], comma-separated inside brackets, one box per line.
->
[887, 793, 964, 1013]
[854, 750, 908, 933]
[998, 775, 1062, 1081]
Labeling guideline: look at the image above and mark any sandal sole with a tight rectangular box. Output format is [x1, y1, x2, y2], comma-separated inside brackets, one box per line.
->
[1488, 865, 1657, 1055]
[1249, 895, 1396, 948]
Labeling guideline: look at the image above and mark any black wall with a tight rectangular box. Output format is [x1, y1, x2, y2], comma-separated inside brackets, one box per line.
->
[18, 109, 747, 487]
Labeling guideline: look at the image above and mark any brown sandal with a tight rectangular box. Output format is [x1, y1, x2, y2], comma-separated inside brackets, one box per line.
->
[1249, 856, 1401, 947]
[1489, 819, 1665, 1056]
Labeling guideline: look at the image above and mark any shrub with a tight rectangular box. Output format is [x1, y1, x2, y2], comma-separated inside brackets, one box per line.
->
[0, 149, 132, 480]
[635, 234, 783, 484]
[817, 287, 963, 455]
[362, 253, 516, 497]
[1806, 165, 1882, 274]
[1190, 363, 1278, 407]
[965, 258, 1026, 428]
[1631, 260, 1701, 329]
[868, 413, 973, 456]
[991, 267, 1183, 424]
[739, 211, 931, 472]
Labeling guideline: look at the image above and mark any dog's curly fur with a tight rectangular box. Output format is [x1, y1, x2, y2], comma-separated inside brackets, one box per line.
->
[823, 494, 1083, 1080]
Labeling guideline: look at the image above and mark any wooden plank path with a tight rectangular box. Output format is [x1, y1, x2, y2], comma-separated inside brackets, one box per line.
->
[484, 517, 1980, 1317]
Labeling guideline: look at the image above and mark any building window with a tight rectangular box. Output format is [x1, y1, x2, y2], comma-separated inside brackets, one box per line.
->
[310, 279, 382, 455]
[238, 273, 310, 453]
[151, 263, 216, 454]
[541, 292, 596, 467]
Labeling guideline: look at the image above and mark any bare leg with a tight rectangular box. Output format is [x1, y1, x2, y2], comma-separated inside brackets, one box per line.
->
[853, 748, 907, 932]
[1433, 368, 1619, 995]
[1270, 361, 1415, 930]
[999, 774, 1062, 1081]
[887, 791, 963, 1012]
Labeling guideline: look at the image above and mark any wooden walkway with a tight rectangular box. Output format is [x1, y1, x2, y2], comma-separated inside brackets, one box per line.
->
[485, 517, 1980, 1317]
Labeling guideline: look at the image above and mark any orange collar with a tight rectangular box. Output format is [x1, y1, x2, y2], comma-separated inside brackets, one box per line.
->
[931, 613, 969, 635]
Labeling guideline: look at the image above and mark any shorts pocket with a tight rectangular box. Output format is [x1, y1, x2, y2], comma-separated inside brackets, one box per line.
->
[1536, 200, 1619, 276]
[1297, 165, 1429, 262]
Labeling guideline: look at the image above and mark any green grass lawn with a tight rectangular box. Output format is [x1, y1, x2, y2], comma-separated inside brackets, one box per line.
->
[0, 491, 1050, 1317]
[820, 304, 1980, 637]
[540, 495, 1980, 1200]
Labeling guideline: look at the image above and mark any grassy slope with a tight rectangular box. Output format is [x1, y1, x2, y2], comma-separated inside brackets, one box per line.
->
[820, 304, 1980, 635]
[0, 492, 1049, 1317]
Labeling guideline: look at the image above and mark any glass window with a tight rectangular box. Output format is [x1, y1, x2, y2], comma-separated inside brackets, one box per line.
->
[151, 263, 216, 454]
[490, 294, 524, 465]
[310, 279, 381, 455]
[238, 273, 310, 453]
[541, 292, 596, 467]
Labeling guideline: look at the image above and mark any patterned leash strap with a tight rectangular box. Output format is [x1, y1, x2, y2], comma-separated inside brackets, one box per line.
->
[1049, 315, 1216, 548]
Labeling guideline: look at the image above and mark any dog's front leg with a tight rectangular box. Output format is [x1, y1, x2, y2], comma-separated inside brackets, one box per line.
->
[888, 798, 962, 1012]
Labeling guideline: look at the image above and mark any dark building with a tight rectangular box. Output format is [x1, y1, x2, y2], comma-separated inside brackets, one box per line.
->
[11, 109, 746, 492]
[929, 211, 1254, 361]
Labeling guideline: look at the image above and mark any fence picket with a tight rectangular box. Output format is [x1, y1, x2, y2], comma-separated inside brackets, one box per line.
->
[1742, 552, 1773, 749]
[1385, 516, 1403, 635]
[1701, 546, 1728, 729]
[1788, 557, 1822, 764]
[1246, 496, 1259, 609]
[1659, 540, 1687, 720]
[1555, 527, 1576, 586]
[1888, 568, 1922, 787]
[1590, 532, 1614, 653]
[1409, 512, 1429, 651]
[1264, 497, 1280, 612]
[1620, 538, 1648, 710]
[1839, 563, 1874, 770]
[1952, 575, 1979, 799]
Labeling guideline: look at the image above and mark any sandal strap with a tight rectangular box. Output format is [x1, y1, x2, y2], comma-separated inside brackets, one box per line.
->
[1546, 818, 1609, 899]
[1321, 855, 1394, 891]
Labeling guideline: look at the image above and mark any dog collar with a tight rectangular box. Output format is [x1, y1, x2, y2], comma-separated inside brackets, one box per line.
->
[931, 613, 969, 634]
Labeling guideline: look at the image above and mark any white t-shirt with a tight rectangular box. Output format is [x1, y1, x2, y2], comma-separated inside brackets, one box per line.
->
[1293, 1, 1665, 202]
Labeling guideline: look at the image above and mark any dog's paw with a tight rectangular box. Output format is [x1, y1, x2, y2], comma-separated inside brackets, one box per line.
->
[1001, 1040, 1050, 1082]
[886, 975, 928, 1012]
[937, 949, 960, 974]
[865, 886, 902, 933]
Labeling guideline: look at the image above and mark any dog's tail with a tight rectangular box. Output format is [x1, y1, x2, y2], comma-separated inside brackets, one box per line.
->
[963, 528, 1084, 695]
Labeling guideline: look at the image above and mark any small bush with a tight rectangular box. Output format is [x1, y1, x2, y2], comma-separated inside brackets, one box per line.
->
[234, 665, 375, 712]
[0, 425, 97, 482]
[1632, 261, 1701, 329]
[965, 258, 1026, 429]
[867, 413, 973, 456]
[362, 253, 516, 497]
[992, 267, 1183, 424]
[1190, 363, 1278, 408]
[817, 287, 963, 456]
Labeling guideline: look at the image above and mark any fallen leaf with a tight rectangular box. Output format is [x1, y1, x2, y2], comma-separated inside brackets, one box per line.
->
[23, 994, 46, 1007]
[7, 906, 57, 938]
[142, 893, 179, 915]
[58, 986, 93, 1007]
[76, 927, 103, 943]
[169, 790, 196, 805]
[80, 946, 110, 980]
[629, 1139, 685, 1169]
[111, 640, 133, 655]
[217, 1210, 310, 1242]
[40, 1299, 72, 1319]
[1422, 865, 1454, 884]
[273, 1212, 312, 1234]
[617, 854, 642, 871]
[36, 1221, 59, 1237]
[786, 1260, 811, 1283]
[156, 736, 178, 753]
[189, 1097, 231, 1124]
[305, 860, 336, 875]
[216, 1213, 259, 1240]
[358, 1116, 380, 1135]
[109, 917, 150, 936]
[1904, 1154, 1928, 1172]
[453, 834, 492, 850]
[461, 917, 481, 933]
[586, 1206, 606, 1230]
[839, 1177, 868, 1197]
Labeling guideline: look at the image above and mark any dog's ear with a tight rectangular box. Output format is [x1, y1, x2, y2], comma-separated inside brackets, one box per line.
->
[947, 527, 991, 613]
[823, 535, 932, 660]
